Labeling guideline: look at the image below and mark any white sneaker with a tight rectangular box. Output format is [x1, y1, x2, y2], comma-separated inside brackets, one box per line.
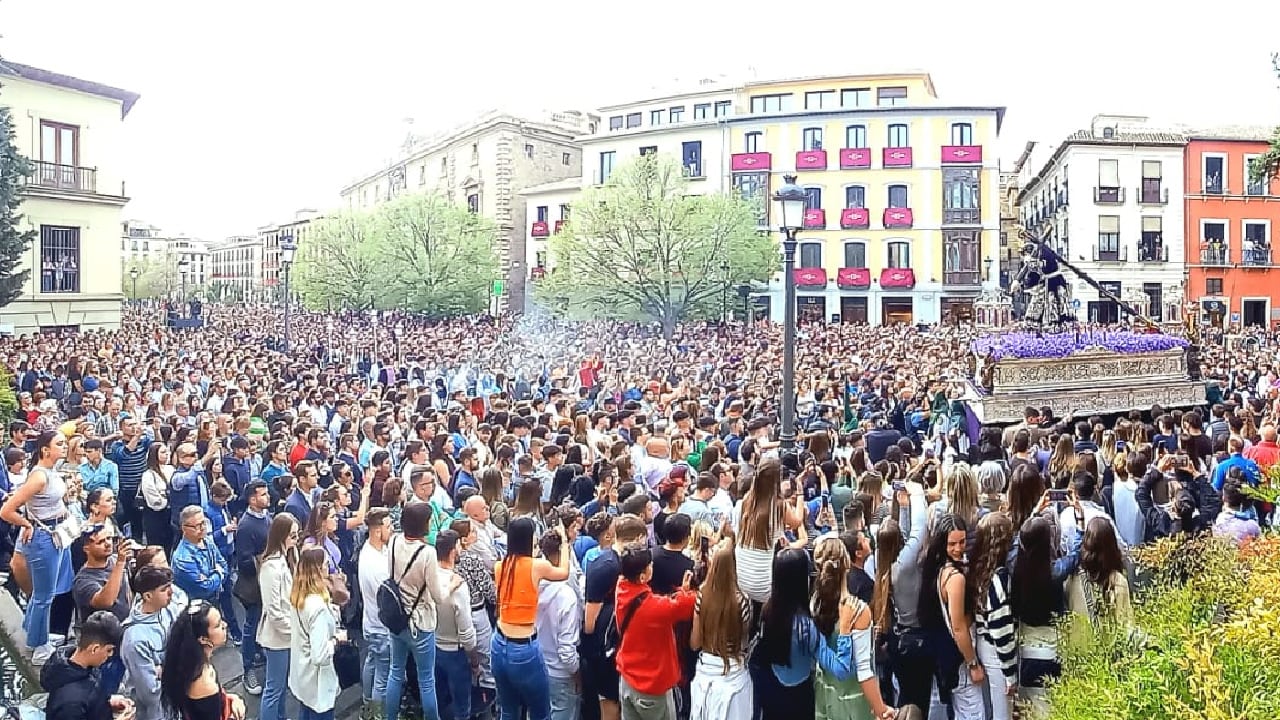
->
[31, 642, 57, 665]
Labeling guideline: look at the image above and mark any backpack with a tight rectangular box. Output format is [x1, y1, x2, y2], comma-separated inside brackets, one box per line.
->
[376, 536, 428, 635]
[601, 591, 649, 660]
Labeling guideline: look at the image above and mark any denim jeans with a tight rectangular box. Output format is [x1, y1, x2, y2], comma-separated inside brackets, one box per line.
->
[435, 647, 473, 720]
[548, 674, 580, 720]
[362, 630, 392, 704]
[241, 603, 262, 671]
[492, 632, 550, 720]
[218, 579, 241, 642]
[386, 628, 439, 720]
[21, 528, 73, 648]
[472, 607, 495, 689]
[100, 652, 126, 696]
[260, 647, 292, 720]
[299, 706, 334, 720]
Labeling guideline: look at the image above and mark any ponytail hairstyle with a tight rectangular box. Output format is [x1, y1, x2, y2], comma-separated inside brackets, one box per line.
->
[811, 533, 851, 636]
[870, 517, 905, 632]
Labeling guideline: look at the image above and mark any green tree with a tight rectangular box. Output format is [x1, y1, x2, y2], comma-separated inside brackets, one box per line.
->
[537, 153, 776, 338]
[292, 209, 382, 310]
[1252, 52, 1280, 185]
[0, 85, 36, 306]
[123, 257, 175, 298]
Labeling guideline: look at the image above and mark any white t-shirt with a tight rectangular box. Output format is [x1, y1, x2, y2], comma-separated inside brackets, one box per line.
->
[358, 540, 391, 635]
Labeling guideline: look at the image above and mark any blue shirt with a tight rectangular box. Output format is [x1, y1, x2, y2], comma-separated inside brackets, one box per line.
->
[172, 538, 228, 601]
[78, 458, 119, 494]
[1212, 453, 1261, 491]
[771, 615, 854, 686]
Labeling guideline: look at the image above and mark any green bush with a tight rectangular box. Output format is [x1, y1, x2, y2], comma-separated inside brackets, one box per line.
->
[0, 365, 17, 424]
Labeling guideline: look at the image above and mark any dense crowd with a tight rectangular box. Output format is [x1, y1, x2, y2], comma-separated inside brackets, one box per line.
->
[1, 305, 1278, 720]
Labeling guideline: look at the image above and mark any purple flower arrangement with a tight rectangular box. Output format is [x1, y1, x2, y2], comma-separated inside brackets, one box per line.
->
[972, 330, 1189, 361]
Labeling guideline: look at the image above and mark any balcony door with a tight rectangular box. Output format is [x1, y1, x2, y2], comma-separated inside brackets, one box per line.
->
[39, 121, 80, 188]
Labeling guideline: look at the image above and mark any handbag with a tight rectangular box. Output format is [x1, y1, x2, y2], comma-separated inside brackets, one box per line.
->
[327, 570, 351, 607]
[45, 513, 82, 551]
[233, 561, 262, 606]
[333, 640, 361, 689]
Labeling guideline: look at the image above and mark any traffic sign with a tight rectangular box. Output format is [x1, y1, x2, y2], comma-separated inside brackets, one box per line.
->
[492, 279, 504, 296]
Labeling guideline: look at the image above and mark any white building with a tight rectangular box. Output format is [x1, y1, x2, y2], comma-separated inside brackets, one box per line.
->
[122, 220, 210, 292]
[519, 179, 579, 285]
[1018, 115, 1186, 323]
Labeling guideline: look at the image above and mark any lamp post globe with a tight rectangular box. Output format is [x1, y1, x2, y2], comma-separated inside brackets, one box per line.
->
[771, 174, 805, 450]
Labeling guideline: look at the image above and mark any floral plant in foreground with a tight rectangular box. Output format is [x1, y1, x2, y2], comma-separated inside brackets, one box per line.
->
[972, 330, 1189, 361]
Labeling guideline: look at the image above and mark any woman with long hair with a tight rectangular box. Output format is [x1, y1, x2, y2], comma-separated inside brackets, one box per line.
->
[1009, 505, 1082, 710]
[869, 477, 927, 712]
[257, 514, 300, 720]
[384, 501, 451, 720]
[966, 513, 1018, 720]
[139, 442, 174, 549]
[734, 458, 805, 604]
[159, 600, 246, 720]
[1064, 517, 1133, 639]
[510, 480, 546, 536]
[302, 500, 343, 574]
[1046, 435, 1077, 488]
[810, 535, 894, 720]
[756, 548, 856, 720]
[289, 547, 342, 720]
[491, 516, 570, 720]
[71, 486, 118, 572]
[1, 430, 74, 662]
[917, 514, 981, 720]
[689, 538, 753, 720]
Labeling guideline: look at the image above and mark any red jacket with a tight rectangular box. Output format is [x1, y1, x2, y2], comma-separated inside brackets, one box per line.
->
[1244, 441, 1280, 471]
[614, 578, 696, 695]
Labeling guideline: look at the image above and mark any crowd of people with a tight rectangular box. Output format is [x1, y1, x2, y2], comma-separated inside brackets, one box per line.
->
[1, 304, 1277, 720]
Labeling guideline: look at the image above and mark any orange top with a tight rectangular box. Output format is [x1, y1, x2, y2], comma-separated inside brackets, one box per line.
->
[497, 556, 538, 625]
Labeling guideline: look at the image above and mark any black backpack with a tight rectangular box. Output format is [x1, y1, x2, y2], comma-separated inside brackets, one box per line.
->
[376, 537, 428, 635]
[602, 591, 649, 660]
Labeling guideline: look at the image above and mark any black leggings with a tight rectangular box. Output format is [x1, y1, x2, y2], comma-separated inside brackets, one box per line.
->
[893, 628, 936, 714]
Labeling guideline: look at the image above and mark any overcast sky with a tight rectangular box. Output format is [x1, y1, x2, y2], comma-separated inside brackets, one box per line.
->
[2, 0, 1278, 241]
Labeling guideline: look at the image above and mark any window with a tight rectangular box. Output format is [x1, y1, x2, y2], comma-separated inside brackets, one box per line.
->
[1097, 215, 1120, 259]
[799, 242, 823, 269]
[562, 152, 571, 165]
[803, 187, 823, 210]
[471, 143, 480, 164]
[1141, 217, 1163, 261]
[749, 94, 792, 113]
[625, 113, 642, 128]
[1244, 221, 1270, 265]
[714, 101, 732, 118]
[943, 231, 980, 285]
[877, 86, 908, 107]
[440, 157, 447, 174]
[536, 206, 549, 222]
[840, 88, 870, 108]
[950, 123, 973, 145]
[682, 141, 703, 177]
[524, 143, 534, 158]
[844, 185, 866, 209]
[1141, 161, 1163, 203]
[843, 241, 867, 268]
[1097, 159, 1121, 202]
[609, 116, 623, 130]
[1203, 220, 1226, 244]
[39, 121, 78, 167]
[650, 109, 664, 125]
[1206, 278, 1223, 295]
[693, 104, 711, 120]
[802, 127, 824, 151]
[887, 124, 909, 148]
[845, 125, 867, 148]
[669, 106, 684, 122]
[418, 164, 427, 185]
[1246, 155, 1267, 196]
[599, 151, 616, 183]
[733, 173, 770, 227]
[40, 226, 80, 294]
[887, 184, 909, 208]
[804, 91, 837, 110]
[744, 131, 762, 153]
[560, 204, 571, 221]
[1203, 155, 1225, 194]
[639, 146, 658, 157]
[943, 168, 980, 224]
[887, 241, 911, 268]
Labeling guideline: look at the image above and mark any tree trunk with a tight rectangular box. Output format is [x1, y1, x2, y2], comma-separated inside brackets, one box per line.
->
[662, 307, 676, 341]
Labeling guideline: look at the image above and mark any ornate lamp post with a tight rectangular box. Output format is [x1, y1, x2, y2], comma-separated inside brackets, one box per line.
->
[177, 258, 190, 302]
[772, 175, 805, 450]
[280, 231, 297, 352]
[719, 260, 730, 322]
[128, 267, 140, 300]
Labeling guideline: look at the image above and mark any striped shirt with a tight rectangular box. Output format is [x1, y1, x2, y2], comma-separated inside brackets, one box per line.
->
[976, 566, 1018, 681]
[110, 438, 151, 493]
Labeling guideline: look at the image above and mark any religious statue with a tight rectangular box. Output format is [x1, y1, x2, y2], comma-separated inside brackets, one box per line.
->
[1010, 241, 1075, 332]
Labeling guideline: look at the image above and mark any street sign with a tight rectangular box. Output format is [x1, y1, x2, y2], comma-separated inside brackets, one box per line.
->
[492, 279, 504, 296]
[1231, 312, 1241, 323]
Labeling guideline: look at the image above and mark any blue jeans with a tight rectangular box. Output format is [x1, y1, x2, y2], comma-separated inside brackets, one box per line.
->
[21, 528, 73, 648]
[436, 647, 473, 720]
[362, 630, 392, 704]
[100, 652, 126, 696]
[385, 628, 439, 720]
[492, 632, 550, 720]
[299, 707, 333, 720]
[241, 603, 262, 671]
[219, 580, 241, 642]
[260, 648, 292, 720]
[548, 675, 580, 720]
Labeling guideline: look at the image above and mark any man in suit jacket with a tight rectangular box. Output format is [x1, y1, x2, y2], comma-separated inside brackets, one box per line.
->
[284, 459, 320, 527]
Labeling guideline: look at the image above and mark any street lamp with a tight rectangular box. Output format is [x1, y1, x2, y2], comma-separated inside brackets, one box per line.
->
[736, 283, 753, 323]
[719, 260, 730, 323]
[772, 174, 805, 450]
[984, 257, 994, 286]
[280, 231, 297, 352]
[176, 258, 190, 302]
[128, 267, 140, 301]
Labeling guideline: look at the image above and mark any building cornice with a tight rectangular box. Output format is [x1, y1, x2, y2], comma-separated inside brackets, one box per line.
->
[1017, 135, 1186, 204]
[0, 58, 140, 118]
[725, 104, 1006, 131]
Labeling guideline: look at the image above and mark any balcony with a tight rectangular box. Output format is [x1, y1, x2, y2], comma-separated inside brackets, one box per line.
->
[1136, 186, 1168, 205]
[840, 207, 870, 229]
[553, 219, 565, 234]
[793, 268, 828, 288]
[941, 145, 983, 164]
[1094, 186, 1125, 204]
[530, 266, 547, 280]
[682, 163, 705, 179]
[24, 160, 98, 194]
[1137, 245, 1168, 263]
[883, 147, 913, 168]
[1200, 246, 1229, 266]
[1092, 246, 1128, 262]
[883, 208, 914, 229]
[1243, 247, 1273, 267]
[731, 152, 772, 171]
[802, 208, 826, 229]
[839, 148, 872, 169]
[942, 207, 980, 225]
[880, 268, 916, 289]
[1203, 177, 1224, 195]
[530, 221, 550, 237]
[837, 267, 871, 289]
[795, 149, 828, 170]
[943, 271, 981, 287]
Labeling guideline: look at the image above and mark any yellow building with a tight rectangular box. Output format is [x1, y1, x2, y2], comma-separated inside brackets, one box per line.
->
[727, 73, 1003, 324]
[1, 59, 139, 333]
